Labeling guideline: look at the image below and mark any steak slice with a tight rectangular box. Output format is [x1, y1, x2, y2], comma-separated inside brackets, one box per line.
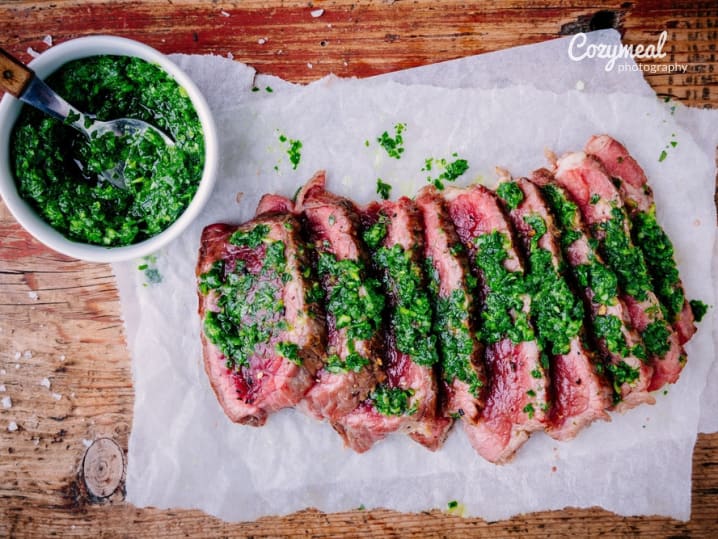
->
[553, 152, 685, 392]
[443, 185, 548, 464]
[196, 213, 325, 426]
[585, 134, 696, 345]
[497, 176, 612, 440]
[415, 186, 486, 432]
[534, 170, 654, 411]
[334, 197, 452, 452]
[294, 171, 384, 423]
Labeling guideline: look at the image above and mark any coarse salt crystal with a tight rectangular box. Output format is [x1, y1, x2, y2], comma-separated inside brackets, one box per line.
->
[43, 35, 53, 47]
[28, 291, 38, 301]
[51, 393, 62, 401]
[15, 364, 20, 370]
[307, 62, 313, 69]
[8, 421, 18, 432]
[82, 439, 93, 448]
[575, 80, 585, 91]
[60, 355, 66, 361]
[14, 352, 21, 360]
[23, 350, 32, 359]
[0, 385, 5, 392]
[27, 47, 40, 58]
[227, 52, 234, 60]
[310, 8, 324, 17]
[40, 377, 51, 389]
[220, 10, 230, 17]
[258, 38, 267, 45]
[2, 396, 11, 409]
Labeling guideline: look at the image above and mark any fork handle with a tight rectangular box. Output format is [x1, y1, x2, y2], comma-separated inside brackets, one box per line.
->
[0, 47, 34, 98]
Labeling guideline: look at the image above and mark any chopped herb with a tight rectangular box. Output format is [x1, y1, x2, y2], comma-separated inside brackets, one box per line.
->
[230, 224, 270, 248]
[371, 385, 416, 416]
[265, 86, 273, 93]
[423, 155, 470, 190]
[376, 178, 392, 200]
[277, 132, 303, 170]
[276, 341, 301, 365]
[362, 218, 388, 249]
[496, 181, 524, 210]
[377, 123, 406, 159]
[689, 299, 708, 322]
[642, 319, 671, 357]
[607, 360, 640, 395]
[659, 150, 667, 162]
[590, 193, 601, 204]
[523, 402, 535, 419]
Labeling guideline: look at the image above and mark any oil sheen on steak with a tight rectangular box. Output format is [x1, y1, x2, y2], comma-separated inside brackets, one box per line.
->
[443, 185, 548, 464]
[294, 171, 383, 423]
[334, 197, 452, 452]
[196, 211, 325, 426]
[500, 177, 612, 440]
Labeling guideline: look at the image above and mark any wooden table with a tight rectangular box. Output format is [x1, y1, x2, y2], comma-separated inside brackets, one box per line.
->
[1, 1, 716, 536]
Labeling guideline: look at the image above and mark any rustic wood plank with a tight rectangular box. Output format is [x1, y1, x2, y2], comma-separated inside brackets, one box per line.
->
[1, 0, 716, 536]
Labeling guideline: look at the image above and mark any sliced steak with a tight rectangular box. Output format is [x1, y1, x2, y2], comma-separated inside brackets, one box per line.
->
[415, 186, 486, 431]
[196, 214, 325, 427]
[294, 171, 384, 423]
[443, 185, 548, 463]
[534, 170, 654, 411]
[585, 134, 696, 345]
[335, 197, 452, 452]
[498, 177, 612, 440]
[553, 152, 685, 392]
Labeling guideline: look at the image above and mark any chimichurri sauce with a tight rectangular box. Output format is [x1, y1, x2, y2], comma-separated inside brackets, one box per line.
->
[11, 55, 204, 246]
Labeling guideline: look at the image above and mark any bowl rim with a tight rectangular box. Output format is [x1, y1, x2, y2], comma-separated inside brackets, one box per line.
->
[0, 35, 218, 263]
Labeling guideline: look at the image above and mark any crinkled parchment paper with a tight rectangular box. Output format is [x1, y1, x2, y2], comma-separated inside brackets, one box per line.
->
[114, 30, 717, 522]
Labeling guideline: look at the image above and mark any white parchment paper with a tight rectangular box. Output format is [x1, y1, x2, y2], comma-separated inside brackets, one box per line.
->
[116, 31, 718, 522]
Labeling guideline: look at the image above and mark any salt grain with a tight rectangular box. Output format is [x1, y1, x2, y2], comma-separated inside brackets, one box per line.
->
[51, 393, 62, 401]
[8, 421, 18, 432]
[27, 47, 40, 58]
[2, 396, 11, 409]
[15, 364, 20, 370]
[307, 62, 313, 69]
[40, 377, 51, 389]
[227, 52, 234, 60]
[23, 350, 33, 359]
[258, 38, 267, 45]
[28, 291, 38, 301]
[310, 8, 324, 18]
[220, 10, 230, 17]
[575, 80, 585, 91]
[14, 352, 21, 360]
[60, 355, 66, 362]
[0, 385, 5, 392]
[82, 438, 93, 448]
[43, 35, 53, 47]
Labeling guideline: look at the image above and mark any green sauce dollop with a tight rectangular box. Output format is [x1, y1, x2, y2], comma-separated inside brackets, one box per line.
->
[11, 55, 204, 246]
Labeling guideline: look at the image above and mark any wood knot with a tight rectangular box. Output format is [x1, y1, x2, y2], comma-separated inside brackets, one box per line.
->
[81, 438, 125, 499]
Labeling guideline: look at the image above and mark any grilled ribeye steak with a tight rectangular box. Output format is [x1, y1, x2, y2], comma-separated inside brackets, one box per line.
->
[585, 135, 696, 346]
[498, 176, 612, 440]
[294, 171, 384, 423]
[334, 197, 452, 452]
[553, 152, 684, 392]
[196, 212, 325, 426]
[444, 185, 548, 464]
[415, 186, 486, 432]
[532, 169, 654, 411]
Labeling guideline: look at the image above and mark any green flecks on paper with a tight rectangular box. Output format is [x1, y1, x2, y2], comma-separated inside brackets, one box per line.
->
[422, 154, 469, 190]
[659, 133, 678, 162]
[376, 123, 406, 159]
[376, 178, 392, 200]
[138, 254, 162, 286]
[277, 132, 303, 170]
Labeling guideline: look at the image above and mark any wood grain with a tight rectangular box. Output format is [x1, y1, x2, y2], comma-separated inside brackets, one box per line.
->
[1, 1, 717, 536]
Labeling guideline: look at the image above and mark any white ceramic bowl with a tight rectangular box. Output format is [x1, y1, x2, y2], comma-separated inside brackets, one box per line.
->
[0, 35, 218, 263]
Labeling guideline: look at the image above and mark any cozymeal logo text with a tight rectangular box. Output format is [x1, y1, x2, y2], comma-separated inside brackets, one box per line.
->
[568, 31, 687, 74]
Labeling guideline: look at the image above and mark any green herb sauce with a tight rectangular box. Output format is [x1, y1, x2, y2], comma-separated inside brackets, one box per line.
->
[199, 225, 292, 369]
[598, 207, 653, 302]
[690, 300, 708, 323]
[632, 208, 684, 321]
[375, 244, 438, 367]
[496, 181, 524, 210]
[422, 155, 469, 190]
[316, 252, 385, 373]
[473, 231, 534, 344]
[520, 214, 584, 356]
[370, 384, 417, 416]
[11, 55, 204, 246]
[607, 360, 640, 396]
